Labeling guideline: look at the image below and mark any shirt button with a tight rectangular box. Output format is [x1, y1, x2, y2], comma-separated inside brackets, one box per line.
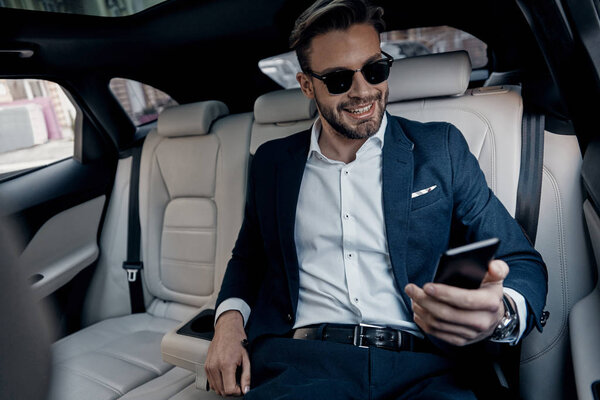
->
[286, 313, 293, 322]
[354, 298, 359, 303]
[344, 213, 350, 220]
[347, 253, 353, 259]
[344, 170, 349, 175]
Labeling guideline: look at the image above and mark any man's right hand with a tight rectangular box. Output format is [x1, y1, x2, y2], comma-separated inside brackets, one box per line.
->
[205, 310, 251, 397]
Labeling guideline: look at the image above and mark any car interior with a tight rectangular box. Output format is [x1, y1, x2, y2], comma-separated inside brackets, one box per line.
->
[0, 0, 599, 400]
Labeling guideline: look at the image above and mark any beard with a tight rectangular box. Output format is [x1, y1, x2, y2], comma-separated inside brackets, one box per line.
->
[314, 87, 388, 140]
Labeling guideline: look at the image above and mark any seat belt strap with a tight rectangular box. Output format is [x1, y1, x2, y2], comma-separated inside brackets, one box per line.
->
[123, 145, 145, 314]
[515, 110, 545, 245]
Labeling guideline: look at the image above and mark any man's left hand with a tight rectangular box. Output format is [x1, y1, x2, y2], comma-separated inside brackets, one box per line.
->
[404, 260, 509, 346]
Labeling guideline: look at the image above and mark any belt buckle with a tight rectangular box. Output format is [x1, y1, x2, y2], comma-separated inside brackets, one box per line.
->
[353, 323, 383, 349]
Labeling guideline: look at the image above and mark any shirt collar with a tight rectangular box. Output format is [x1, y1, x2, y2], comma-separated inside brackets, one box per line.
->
[308, 113, 387, 161]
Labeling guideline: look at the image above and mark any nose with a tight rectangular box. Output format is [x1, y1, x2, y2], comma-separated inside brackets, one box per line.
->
[347, 70, 373, 98]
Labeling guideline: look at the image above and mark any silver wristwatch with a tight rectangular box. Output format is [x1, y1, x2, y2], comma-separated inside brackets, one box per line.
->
[491, 294, 519, 341]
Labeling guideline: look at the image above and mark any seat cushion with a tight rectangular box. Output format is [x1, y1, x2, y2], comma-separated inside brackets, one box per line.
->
[48, 313, 187, 400]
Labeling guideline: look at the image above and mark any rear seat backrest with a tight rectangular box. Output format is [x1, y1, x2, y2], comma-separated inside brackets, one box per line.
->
[251, 88, 316, 154]
[140, 101, 253, 308]
[386, 51, 594, 400]
[50, 101, 254, 400]
[387, 51, 521, 213]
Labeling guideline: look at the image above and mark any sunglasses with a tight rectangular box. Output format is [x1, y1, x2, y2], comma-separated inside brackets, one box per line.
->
[308, 51, 394, 95]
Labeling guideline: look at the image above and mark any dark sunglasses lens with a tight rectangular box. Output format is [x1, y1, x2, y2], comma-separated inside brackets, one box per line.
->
[324, 70, 355, 94]
[362, 60, 390, 85]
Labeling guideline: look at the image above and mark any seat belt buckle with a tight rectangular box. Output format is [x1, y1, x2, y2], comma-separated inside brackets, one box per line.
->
[123, 261, 143, 282]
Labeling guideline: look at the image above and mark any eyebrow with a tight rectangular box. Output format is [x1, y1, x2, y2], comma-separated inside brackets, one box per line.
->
[316, 52, 384, 75]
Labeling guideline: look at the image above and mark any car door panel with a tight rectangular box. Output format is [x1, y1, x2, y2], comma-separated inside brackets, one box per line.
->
[570, 140, 600, 400]
[0, 157, 114, 300]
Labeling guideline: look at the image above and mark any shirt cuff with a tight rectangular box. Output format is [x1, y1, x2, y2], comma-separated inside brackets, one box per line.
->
[214, 298, 251, 327]
[489, 287, 528, 345]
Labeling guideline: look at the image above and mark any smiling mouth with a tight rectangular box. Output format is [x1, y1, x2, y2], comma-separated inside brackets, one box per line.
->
[349, 104, 372, 113]
[343, 102, 375, 118]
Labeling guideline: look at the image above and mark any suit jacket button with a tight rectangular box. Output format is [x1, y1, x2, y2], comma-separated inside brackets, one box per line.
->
[286, 313, 293, 322]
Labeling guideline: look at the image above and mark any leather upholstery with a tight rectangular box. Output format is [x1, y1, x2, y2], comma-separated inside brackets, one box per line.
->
[49, 101, 253, 400]
[387, 51, 471, 103]
[140, 110, 252, 306]
[253, 88, 316, 124]
[157, 101, 229, 137]
[570, 200, 600, 400]
[251, 90, 316, 155]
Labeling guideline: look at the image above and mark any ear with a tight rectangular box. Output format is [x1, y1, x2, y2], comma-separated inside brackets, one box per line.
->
[296, 72, 314, 99]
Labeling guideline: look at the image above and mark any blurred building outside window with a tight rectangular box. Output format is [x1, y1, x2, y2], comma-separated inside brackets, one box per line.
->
[109, 78, 178, 126]
[0, 79, 76, 174]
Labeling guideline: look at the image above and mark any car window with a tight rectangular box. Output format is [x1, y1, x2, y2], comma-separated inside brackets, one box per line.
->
[259, 26, 488, 89]
[109, 78, 178, 126]
[0, 79, 77, 174]
[0, 0, 166, 17]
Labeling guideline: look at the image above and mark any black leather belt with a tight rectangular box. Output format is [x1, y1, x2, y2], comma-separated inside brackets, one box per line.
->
[292, 323, 427, 352]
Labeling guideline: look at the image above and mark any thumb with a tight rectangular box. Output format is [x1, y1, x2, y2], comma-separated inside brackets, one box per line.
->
[240, 351, 251, 395]
[481, 260, 509, 286]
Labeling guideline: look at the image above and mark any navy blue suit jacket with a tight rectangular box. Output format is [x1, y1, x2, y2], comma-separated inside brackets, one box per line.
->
[217, 114, 548, 344]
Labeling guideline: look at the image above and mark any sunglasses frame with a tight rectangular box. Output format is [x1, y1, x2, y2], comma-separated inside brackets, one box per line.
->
[308, 51, 394, 95]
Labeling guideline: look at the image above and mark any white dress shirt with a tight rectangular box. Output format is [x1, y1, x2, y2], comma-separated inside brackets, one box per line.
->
[216, 113, 527, 344]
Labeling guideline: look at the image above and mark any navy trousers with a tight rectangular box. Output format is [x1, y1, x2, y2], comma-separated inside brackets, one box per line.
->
[245, 337, 480, 400]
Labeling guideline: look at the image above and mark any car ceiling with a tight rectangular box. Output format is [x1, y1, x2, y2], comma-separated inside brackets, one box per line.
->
[0, 0, 555, 150]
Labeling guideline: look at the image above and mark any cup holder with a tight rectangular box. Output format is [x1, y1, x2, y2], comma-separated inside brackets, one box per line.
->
[177, 309, 215, 340]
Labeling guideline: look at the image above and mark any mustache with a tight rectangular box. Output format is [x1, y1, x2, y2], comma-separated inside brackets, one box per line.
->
[338, 93, 383, 110]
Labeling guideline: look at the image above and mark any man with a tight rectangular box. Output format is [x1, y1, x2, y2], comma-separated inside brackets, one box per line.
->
[205, 0, 547, 398]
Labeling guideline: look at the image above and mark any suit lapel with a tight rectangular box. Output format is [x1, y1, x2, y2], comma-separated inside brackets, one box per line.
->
[276, 130, 310, 313]
[382, 115, 415, 311]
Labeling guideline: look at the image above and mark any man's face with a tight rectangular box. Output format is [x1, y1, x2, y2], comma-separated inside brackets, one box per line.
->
[298, 23, 389, 140]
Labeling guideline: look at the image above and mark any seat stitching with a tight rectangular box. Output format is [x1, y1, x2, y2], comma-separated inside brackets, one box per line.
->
[403, 103, 499, 190]
[95, 349, 163, 375]
[161, 257, 215, 270]
[56, 364, 124, 396]
[521, 166, 568, 363]
[118, 368, 196, 397]
[163, 227, 216, 232]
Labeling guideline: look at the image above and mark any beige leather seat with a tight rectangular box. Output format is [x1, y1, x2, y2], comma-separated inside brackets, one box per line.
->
[250, 88, 317, 155]
[48, 101, 253, 400]
[385, 51, 594, 400]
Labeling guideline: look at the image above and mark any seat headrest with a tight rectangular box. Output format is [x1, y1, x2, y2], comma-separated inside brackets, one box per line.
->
[388, 51, 472, 103]
[254, 89, 317, 124]
[158, 100, 229, 137]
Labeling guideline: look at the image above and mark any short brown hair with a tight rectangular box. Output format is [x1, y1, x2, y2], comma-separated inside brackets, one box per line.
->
[290, 0, 385, 73]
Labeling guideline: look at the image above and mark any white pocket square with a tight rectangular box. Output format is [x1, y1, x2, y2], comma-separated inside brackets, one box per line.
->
[411, 185, 437, 199]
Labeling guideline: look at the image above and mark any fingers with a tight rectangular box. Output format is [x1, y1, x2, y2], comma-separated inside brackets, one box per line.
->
[240, 351, 251, 395]
[481, 259, 509, 285]
[406, 283, 501, 313]
[221, 365, 242, 397]
[405, 282, 504, 346]
[205, 361, 223, 396]
[412, 300, 498, 341]
[205, 312, 249, 396]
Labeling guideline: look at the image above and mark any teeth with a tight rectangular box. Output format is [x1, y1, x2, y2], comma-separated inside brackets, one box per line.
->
[349, 104, 372, 114]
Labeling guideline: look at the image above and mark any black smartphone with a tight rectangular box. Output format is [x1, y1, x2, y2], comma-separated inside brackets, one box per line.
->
[433, 238, 501, 289]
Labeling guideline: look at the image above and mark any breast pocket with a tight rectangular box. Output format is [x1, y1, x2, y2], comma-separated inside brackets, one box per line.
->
[410, 186, 442, 211]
